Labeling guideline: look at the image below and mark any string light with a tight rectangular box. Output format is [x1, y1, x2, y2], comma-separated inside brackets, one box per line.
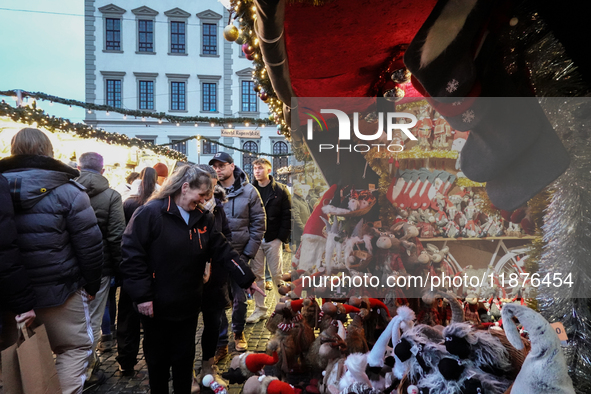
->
[0, 100, 185, 160]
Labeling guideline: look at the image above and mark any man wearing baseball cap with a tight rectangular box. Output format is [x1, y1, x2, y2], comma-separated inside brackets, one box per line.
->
[209, 152, 265, 358]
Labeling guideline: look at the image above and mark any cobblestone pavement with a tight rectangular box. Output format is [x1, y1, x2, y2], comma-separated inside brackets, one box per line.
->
[83, 252, 293, 394]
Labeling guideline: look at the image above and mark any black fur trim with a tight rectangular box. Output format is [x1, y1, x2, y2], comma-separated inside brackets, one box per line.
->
[0, 155, 80, 178]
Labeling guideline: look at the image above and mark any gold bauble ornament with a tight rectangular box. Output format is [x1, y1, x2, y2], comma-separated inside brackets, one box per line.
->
[223, 25, 239, 42]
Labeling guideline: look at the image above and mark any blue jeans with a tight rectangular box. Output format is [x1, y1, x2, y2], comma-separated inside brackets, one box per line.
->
[101, 279, 117, 335]
[217, 277, 247, 346]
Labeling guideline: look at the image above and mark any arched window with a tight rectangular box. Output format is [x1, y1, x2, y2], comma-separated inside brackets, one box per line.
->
[273, 141, 289, 184]
[242, 141, 258, 181]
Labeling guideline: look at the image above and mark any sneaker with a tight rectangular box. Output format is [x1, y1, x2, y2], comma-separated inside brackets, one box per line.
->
[265, 281, 273, 291]
[234, 332, 248, 352]
[83, 369, 106, 391]
[246, 308, 268, 324]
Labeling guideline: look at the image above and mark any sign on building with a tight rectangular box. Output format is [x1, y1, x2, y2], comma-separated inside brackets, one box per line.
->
[221, 129, 261, 138]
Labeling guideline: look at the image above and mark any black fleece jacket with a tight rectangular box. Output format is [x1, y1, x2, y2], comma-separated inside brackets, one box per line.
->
[120, 196, 255, 320]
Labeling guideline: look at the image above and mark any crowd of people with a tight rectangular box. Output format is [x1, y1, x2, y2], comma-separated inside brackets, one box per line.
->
[0, 127, 294, 394]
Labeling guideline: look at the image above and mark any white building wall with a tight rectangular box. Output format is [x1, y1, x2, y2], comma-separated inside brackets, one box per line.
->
[85, 0, 289, 175]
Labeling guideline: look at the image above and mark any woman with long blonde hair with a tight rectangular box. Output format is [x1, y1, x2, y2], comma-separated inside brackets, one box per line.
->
[120, 164, 261, 394]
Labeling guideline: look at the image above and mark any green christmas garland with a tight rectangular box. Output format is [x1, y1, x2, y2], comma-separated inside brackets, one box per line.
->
[0, 100, 186, 161]
[1, 90, 275, 127]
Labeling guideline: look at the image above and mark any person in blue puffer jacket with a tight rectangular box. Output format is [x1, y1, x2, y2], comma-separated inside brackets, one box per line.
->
[0, 128, 103, 394]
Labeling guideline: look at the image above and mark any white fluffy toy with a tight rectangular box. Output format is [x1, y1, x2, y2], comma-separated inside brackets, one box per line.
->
[502, 304, 575, 394]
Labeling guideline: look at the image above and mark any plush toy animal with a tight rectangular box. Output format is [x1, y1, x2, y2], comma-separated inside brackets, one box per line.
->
[345, 308, 370, 355]
[220, 352, 279, 384]
[242, 375, 297, 394]
[319, 302, 360, 332]
[502, 304, 576, 394]
[266, 302, 316, 378]
[442, 322, 513, 378]
[321, 216, 343, 275]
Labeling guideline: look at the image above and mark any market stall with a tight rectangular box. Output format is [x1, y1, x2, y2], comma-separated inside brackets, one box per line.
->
[222, 0, 591, 392]
[0, 100, 181, 190]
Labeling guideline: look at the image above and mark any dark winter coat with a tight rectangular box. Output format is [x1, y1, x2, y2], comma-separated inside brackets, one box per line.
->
[77, 170, 125, 278]
[203, 185, 234, 310]
[223, 166, 266, 259]
[120, 196, 255, 321]
[0, 155, 104, 308]
[292, 194, 311, 243]
[123, 196, 142, 223]
[252, 175, 292, 243]
[0, 174, 36, 314]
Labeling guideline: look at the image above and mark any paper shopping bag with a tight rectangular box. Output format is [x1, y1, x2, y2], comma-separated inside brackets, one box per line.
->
[1, 341, 24, 394]
[1, 324, 62, 394]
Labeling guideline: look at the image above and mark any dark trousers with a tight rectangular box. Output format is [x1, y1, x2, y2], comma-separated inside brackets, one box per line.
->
[218, 278, 247, 347]
[116, 288, 141, 369]
[201, 307, 224, 360]
[140, 314, 199, 394]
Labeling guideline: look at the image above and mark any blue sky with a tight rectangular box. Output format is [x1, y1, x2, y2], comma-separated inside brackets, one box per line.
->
[0, 1, 86, 122]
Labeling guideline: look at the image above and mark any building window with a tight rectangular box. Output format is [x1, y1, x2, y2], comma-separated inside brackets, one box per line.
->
[202, 83, 217, 112]
[106, 18, 121, 50]
[171, 81, 186, 111]
[170, 139, 187, 155]
[138, 20, 154, 52]
[242, 141, 258, 181]
[139, 81, 154, 110]
[171, 21, 186, 53]
[106, 79, 122, 107]
[139, 136, 156, 144]
[273, 141, 289, 183]
[203, 140, 218, 155]
[241, 81, 257, 112]
[203, 23, 217, 55]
